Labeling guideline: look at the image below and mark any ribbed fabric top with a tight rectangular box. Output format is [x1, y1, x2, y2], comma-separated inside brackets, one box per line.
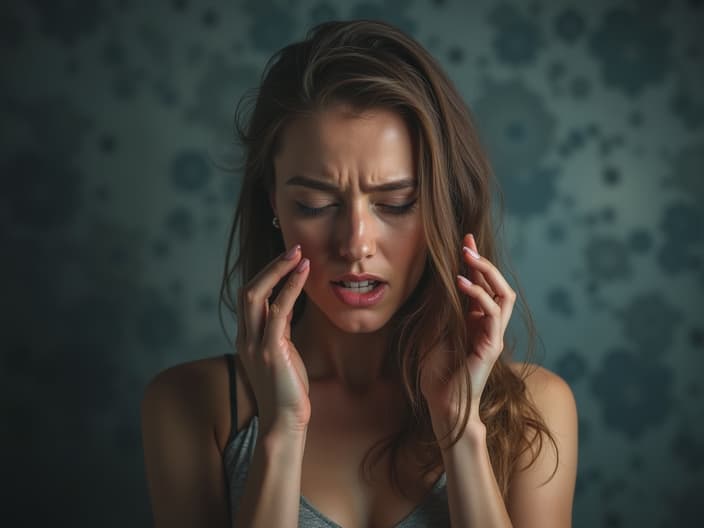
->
[222, 353, 450, 527]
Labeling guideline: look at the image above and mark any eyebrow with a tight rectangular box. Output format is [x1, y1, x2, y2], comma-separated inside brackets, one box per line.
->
[284, 175, 416, 192]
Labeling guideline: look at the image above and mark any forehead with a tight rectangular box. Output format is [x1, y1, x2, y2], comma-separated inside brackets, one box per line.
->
[273, 104, 415, 187]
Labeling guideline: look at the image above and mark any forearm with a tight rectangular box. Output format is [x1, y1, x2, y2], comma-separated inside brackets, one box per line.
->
[441, 421, 513, 528]
[233, 428, 307, 528]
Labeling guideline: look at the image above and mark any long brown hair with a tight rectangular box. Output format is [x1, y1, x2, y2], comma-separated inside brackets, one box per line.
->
[219, 19, 558, 501]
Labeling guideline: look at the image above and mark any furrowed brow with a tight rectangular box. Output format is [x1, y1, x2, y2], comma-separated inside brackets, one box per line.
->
[285, 175, 416, 192]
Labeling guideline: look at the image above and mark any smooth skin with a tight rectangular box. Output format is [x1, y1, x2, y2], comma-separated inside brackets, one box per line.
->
[272, 103, 429, 387]
[141, 246, 312, 527]
[421, 232, 516, 435]
[141, 104, 578, 527]
[423, 232, 578, 527]
[236, 245, 312, 435]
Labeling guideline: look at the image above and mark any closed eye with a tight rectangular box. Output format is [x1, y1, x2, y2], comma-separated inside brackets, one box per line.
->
[295, 202, 330, 217]
[294, 199, 418, 217]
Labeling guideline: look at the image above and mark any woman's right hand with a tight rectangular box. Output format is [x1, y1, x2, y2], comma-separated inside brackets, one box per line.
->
[236, 244, 311, 436]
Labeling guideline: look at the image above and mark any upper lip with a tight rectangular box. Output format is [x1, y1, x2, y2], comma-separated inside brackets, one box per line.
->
[332, 273, 386, 283]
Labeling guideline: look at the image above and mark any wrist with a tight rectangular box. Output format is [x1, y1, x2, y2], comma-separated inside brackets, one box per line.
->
[435, 416, 486, 454]
[261, 424, 307, 459]
[429, 403, 485, 441]
[261, 413, 310, 437]
[463, 418, 487, 445]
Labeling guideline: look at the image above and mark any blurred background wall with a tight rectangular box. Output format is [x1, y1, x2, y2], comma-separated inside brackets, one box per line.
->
[2, 0, 702, 526]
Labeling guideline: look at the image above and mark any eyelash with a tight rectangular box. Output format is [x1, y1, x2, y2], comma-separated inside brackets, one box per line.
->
[295, 200, 418, 218]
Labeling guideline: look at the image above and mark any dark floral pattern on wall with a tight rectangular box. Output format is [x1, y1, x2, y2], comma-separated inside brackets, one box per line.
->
[488, 3, 545, 66]
[588, 6, 673, 97]
[2, 1, 702, 526]
[590, 347, 674, 439]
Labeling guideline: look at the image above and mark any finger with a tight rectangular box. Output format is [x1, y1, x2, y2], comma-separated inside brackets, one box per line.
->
[459, 243, 492, 317]
[462, 238, 515, 304]
[263, 257, 310, 346]
[462, 233, 481, 278]
[241, 244, 302, 344]
[457, 274, 502, 337]
[462, 233, 493, 294]
[462, 237, 516, 330]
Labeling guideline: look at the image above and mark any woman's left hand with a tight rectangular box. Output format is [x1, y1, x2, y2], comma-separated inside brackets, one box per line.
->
[420, 232, 517, 439]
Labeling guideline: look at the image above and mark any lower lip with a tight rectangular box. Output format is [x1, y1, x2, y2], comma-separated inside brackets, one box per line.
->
[331, 282, 387, 307]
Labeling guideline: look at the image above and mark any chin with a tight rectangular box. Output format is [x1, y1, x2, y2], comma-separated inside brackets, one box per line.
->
[332, 316, 389, 334]
[317, 301, 394, 334]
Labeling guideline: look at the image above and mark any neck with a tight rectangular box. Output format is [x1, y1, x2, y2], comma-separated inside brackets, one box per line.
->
[292, 303, 396, 391]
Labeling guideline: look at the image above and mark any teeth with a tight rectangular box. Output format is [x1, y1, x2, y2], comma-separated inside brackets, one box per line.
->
[341, 280, 376, 288]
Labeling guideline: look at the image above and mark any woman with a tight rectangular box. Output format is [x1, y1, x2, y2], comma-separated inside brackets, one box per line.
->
[141, 20, 578, 528]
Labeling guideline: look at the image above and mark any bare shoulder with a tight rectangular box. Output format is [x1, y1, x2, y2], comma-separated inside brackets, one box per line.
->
[140, 355, 242, 526]
[505, 361, 579, 527]
[141, 357, 225, 448]
[141, 354, 256, 452]
[508, 360, 577, 410]
[507, 360, 578, 444]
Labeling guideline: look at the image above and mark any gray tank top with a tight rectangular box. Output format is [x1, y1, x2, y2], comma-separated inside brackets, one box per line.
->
[222, 353, 450, 527]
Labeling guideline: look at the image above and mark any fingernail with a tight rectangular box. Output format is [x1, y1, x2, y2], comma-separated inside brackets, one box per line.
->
[295, 258, 309, 273]
[282, 244, 300, 260]
[463, 246, 480, 260]
[457, 275, 472, 286]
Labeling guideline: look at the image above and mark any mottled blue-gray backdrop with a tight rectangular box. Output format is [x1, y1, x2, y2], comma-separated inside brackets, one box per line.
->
[2, 0, 703, 526]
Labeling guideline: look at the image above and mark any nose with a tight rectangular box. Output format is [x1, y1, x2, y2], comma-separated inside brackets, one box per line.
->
[337, 201, 376, 262]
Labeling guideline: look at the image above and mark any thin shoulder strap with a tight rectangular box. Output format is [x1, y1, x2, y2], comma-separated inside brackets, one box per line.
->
[224, 353, 238, 435]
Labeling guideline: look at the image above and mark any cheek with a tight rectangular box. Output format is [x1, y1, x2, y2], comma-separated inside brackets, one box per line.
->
[400, 228, 428, 279]
[283, 223, 328, 258]
[389, 223, 426, 257]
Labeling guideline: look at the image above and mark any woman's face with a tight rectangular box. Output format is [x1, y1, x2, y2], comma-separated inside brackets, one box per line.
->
[272, 103, 428, 333]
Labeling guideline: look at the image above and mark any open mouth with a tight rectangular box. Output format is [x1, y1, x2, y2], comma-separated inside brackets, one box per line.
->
[330, 279, 388, 307]
[331, 280, 382, 293]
